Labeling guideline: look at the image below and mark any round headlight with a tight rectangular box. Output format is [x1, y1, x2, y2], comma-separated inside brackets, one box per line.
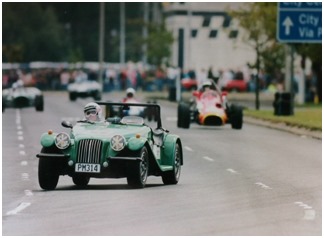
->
[111, 135, 126, 151]
[55, 132, 70, 149]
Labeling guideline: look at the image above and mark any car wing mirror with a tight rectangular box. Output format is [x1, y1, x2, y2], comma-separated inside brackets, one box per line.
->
[61, 120, 73, 129]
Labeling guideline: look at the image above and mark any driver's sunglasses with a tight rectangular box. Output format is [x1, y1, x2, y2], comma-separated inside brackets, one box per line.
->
[85, 110, 97, 116]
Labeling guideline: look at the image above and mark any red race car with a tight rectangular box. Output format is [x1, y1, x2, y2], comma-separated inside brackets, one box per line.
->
[177, 80, 243, 129]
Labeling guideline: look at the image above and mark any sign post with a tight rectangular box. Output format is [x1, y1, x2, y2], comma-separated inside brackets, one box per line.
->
[277, 2, 322, 111]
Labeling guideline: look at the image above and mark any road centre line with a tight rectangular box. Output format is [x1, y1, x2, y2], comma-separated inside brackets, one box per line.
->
[255, 182, 272, 190]
[6, 202, 31, 216]
[203, 156, 214, 162]
[227, 168, 239, 174]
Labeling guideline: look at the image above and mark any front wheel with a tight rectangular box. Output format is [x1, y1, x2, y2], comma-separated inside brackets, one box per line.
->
[127, 147, 149, 188]
[162, 142, 182, 185]
[72, 175, 90, 187]
[229, 105, 243, 129]
[35, 95, 44, 111]
[177, 102, 191, 128]
[38, 157, 59, 190]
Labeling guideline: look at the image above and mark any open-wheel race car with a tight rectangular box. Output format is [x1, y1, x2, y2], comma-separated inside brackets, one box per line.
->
[177, 80, 243, 129]
[36, 102, 183, 190]
[2, 80, 44, 112]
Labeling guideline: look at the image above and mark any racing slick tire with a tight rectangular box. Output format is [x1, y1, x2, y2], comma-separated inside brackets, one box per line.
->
[127, 146, 149, 188]
[2, 100, 5, 113]
[229, 105, 243, 129]
[162, 142, 182, 185]
[93, 91, 102, 101]
[69, 92, 77, 101]
[38, 158, 60, 190]
[35, 95, 44, 111]
[177, 102, 190, 128]
[72, 175, 90, 187]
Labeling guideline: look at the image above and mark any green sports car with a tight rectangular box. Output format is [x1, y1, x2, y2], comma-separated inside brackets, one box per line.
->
[36, 102, 183, 190]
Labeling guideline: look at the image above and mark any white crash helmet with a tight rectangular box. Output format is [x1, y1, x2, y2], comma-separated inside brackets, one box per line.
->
[84, 102, 102, 122]
[126, 87, 136, 97]
[202, 80, 212, 90]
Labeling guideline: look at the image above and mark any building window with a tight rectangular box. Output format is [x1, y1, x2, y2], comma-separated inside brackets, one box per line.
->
[191, 29, 198, 38]
[223, 16, 231, 28]
[202, 17, 211, 27]
[209, 30, 218, 38]
[229, 30, 238, 39]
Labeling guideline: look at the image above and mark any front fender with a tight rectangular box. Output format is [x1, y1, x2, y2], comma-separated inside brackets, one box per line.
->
[40, 133, 56, 147]
[161, 134, 182, 166]
[127, 137, 147, 151]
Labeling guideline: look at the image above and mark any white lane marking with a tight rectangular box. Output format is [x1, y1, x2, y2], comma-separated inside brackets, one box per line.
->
[6, 202, 31, 216]
[18, 136, 24, 141]
[294, 202, 316, 220]
[255, 182, 272, 190]
[294, 201, 313, 209]
[21, 161, 28, 166]
[184, 146, 193, 152]
[19, 151, 26, 156]
[166, 117, 177, 121]
[227, 168, 238, 174]
[19, 144, 25, 148]
[17, 131, 23, 135]
[24, 190, 33, 196]
[17, 125, 22, 130]
[203, 156, 214, 162]
[21, 173, 29, 181]
[303, 209, 316, 220]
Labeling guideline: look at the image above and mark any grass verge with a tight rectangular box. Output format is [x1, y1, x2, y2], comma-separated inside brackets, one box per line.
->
[244, 107, 322, 131]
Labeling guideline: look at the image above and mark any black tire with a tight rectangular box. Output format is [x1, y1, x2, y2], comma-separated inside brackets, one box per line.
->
[230, 105, 243, 129]
[72, 175, 90, 187]
[38, 156, 59, 190]
[93, 91, 102, 100]
[127, 147, 149, 188]
[177, 102, 191, 128]
[162, 142, 182, 185]
[35, 95, 44, 111]
[69, 93, 77, 101]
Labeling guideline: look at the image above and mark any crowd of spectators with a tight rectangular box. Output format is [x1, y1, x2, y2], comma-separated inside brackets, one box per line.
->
[2, 62, 318, 103]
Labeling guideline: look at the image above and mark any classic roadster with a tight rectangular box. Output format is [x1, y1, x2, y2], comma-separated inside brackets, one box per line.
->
[177, 80, 243, 129]
[2, 82, 44, 112]
[37, 102, 183, 190]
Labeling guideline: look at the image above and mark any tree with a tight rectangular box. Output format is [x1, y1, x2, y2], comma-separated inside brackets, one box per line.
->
[230, 2, 322, 103]
[3, 3, 66, 62]
[229, 2, 283, 109]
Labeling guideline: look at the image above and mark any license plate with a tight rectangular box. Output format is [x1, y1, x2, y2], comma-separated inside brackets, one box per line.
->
[75, 163, 101, 173]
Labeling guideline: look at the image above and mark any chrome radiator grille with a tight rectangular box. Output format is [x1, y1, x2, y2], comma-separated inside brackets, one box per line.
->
[77, 139, 103, 164]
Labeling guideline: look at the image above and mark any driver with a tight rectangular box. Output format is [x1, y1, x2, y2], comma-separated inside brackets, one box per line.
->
[83, 102, 103, 122]
[201, 80, 212, 92]
[123, 87, 136, 102]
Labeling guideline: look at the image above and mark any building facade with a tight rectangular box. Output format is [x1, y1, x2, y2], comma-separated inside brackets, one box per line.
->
[163, 2, 256, 75]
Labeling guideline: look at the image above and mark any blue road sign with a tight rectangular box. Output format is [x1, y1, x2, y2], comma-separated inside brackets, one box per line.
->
[277, 2, 322, 43]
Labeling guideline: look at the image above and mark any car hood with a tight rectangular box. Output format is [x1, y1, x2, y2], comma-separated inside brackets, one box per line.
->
[71, 122, 150, 141]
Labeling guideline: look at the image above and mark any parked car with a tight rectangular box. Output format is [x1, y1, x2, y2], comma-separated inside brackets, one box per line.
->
[37, 102, 183, 190]
[177, 80, 243, 129]
[181, 78, 198, 91]
[67, 77, 102, 101]
[221, 78, 248, 92]
[2, 81, 44, 112]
